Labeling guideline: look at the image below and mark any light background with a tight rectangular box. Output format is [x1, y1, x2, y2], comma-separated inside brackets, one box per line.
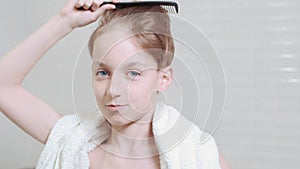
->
[0, 0, 300, 168]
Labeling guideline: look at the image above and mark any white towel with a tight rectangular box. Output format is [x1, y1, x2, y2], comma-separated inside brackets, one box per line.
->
[36, 103, 221, 169]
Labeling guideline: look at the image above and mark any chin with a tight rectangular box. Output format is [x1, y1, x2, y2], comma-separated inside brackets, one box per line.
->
[104, 112, 134, 126]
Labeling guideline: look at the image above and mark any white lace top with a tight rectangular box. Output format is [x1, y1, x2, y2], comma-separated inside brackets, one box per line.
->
[36, 103, 221, 169]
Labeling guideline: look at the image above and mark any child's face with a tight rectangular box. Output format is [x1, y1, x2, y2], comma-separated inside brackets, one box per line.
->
[91, 30, 166, 126]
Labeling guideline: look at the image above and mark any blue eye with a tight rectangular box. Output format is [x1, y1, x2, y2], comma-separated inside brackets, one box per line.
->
[128, 71, 141, 78]
[96, 70, 109, 77]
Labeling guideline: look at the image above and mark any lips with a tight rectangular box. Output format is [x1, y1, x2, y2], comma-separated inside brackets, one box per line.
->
[105, 104, 126, 112]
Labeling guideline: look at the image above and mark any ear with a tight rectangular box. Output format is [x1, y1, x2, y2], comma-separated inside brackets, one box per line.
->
[157, 66, 173, 92]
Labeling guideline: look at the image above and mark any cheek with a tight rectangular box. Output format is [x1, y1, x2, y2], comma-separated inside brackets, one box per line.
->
[93, 82, 106, 103]
[127, 78, 158, 112]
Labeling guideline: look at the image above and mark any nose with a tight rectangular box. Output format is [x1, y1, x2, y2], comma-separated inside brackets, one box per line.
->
[106, 74, 123, 99]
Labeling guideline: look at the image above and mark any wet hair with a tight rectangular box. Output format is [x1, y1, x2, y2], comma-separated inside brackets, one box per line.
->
[88, 6, 175, 68]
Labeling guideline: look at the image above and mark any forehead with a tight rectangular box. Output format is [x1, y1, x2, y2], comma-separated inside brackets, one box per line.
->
[92, 27, 129, 58]
[92, 29, 157, 69]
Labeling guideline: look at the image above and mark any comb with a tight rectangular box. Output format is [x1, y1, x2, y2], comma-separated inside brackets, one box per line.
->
[79, 1, 179, 14]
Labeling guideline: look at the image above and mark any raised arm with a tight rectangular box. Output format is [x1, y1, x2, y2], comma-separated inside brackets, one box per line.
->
[0, 0, 116, 144]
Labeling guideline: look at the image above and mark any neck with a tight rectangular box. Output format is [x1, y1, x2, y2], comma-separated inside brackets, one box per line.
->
[103, 116, 159, 158]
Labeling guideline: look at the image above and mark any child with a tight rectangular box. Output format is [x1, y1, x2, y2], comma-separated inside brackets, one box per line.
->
[0, 0, 231, 168]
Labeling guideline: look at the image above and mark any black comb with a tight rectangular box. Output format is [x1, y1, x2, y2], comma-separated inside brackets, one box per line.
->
[79, 1, 179, 14]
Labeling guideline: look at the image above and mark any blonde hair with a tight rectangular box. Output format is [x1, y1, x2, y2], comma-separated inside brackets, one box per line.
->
[88, 6, 175, 68]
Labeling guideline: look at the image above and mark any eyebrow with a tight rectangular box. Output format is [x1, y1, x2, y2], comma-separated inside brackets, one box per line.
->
[125, 62, 149, 68]
[92, 62, 110, 69]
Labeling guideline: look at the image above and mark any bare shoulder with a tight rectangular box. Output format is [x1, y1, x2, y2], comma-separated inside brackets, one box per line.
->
[219, 153, 232, 169]
[88, 147, 106, 169]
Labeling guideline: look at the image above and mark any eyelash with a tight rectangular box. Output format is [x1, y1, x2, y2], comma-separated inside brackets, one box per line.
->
[128, 70, 141, 79]
[95, 70, 142, 80]
[95, 70, 110, 78]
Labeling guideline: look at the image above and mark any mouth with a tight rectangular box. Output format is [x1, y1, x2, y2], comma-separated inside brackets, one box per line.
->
[105, 104, 127, 112]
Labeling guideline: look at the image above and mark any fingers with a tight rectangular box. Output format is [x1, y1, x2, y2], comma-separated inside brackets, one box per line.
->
[83, 0, 94, 10]
[75, 0, 95, 9]
[73, 0, 116, 25]
[90, 3, 115, 19]
[75, 0, 117, 11]
[75, 0, 85, 8]
[91, 0, 103, 11]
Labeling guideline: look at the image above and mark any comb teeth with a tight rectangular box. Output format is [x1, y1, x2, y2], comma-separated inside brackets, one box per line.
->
[161, 3, 179, 14]
[107, 1, 179, 14]
[79, 1, 179, 14]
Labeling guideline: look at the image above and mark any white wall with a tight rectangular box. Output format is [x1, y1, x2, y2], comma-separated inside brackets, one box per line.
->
[1, 0, 300, 168]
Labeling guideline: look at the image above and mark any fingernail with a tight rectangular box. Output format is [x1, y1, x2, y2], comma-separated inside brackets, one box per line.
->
[83, 5, 89, 9]
[75, 3, 81, 8]
[91, 6, 97, 11]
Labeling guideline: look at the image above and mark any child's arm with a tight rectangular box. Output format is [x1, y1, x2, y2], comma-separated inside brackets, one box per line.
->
[0, 0, 116, 144]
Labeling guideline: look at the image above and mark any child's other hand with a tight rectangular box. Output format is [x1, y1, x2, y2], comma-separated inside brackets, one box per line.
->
[59, 0, 117, 29]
